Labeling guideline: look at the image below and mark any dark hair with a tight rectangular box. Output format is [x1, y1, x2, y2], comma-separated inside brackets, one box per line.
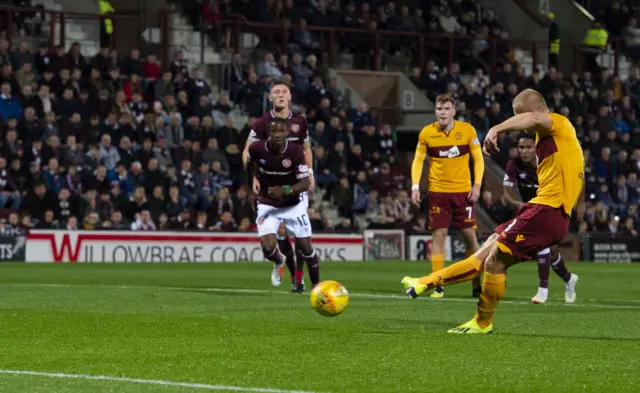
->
[518, 131, 536, 142]
[270, 80, 291, 90]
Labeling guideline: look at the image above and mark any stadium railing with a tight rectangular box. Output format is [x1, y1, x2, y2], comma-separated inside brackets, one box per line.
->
[0, 5, 625, 78]
[0, 5, 143, 54]
[205, 12, 625, 76]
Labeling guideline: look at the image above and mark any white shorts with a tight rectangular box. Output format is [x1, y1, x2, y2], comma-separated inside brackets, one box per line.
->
[258, 200, 312, 239]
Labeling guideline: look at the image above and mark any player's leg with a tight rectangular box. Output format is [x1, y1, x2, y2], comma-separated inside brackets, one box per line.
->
[260, 233, 287, 286]
[448, 204, 570, 334]
[256, 204, 287, 286]
[453, 193, 482, 297]
[549, 245, 579, 303]
[532, 247, 551, 304]
[402, 233, 498, 296]
[447, 244, 518, 334]
[459, 227, 482, 297]
[295, 236, 319, 288]
[276, 222, 297, 288]
[429, 228, 447, 298]
[281, 199, 316, 290]
[426, 192, 452, 298]
[294, 249, 305, 291]
[292, 192, 311, 292]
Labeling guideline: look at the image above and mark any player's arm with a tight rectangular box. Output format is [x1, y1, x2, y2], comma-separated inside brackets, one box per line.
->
[574, 175, 587, 220]
[242, 134, 258, 166]
[289, 148, 311, 195]
[268, 152, 310, 197]
[410, 130, 428, 205]
[290, 173, 310, 194]
[302, 139, 315, 190]
[484, 113, 553, 154]
[502, 184, 522, 209]
[501, 160, 522, 208]
[492, 112, 553, 135]
[468, 128, 483, 202]
[244, 147, 256, 192]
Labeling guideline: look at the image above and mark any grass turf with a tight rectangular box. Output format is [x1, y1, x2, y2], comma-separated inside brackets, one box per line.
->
[0, 261, 638, 393]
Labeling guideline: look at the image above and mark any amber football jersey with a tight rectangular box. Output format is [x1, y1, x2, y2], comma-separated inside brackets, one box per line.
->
[530, 113, 584, 216]
[412, 121, 484, 193]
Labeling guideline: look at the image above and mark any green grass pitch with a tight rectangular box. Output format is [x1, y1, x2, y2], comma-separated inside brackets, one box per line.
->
[0, 261, 639, 393]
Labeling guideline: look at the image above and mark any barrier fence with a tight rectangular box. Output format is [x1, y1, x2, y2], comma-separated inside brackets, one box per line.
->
[0, 5, 626, 77]
[16, 230, 638, 263]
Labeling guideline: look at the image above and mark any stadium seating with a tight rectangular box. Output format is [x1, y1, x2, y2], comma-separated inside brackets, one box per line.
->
[0, 0, 636, 239]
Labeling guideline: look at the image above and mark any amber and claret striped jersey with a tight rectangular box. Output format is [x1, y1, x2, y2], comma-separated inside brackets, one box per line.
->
[411, 120, 484, 193]
[530, 113, 584, 216]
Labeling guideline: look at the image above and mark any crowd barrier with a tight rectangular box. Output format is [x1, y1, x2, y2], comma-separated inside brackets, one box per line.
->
[9, 230, 638, 263]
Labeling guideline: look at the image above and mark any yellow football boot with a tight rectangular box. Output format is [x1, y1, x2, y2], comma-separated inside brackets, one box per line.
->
[430, 286, 444, 298]
[401, 276, 427, 299]
[447, 318, 493, 334]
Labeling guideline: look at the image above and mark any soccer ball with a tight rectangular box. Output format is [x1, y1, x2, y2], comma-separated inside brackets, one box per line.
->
[310, 280, 349, 317]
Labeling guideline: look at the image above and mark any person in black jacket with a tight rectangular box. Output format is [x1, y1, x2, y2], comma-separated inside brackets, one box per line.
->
[22, 182, 57, 221]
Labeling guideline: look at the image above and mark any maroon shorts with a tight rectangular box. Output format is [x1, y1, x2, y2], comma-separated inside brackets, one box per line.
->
[494, 203, 569, 261]
[428, 192, 476, 230]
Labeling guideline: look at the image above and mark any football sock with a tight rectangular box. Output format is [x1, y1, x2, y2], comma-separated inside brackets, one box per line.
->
[536, 249, 551, 289]
[277, 238, 296, 279]
[431, 253, 445, 273]
[264, 247, 284, 264]
[468, 249, 482, 291]
[295, 250, 305, 283]
[551, 254, 571, 282]
[417, 255, 482, 288]
[475, 272, 506, 328]
[302, 250, 319, 285]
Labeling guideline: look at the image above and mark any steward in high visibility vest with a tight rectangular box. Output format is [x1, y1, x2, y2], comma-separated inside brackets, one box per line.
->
[547, 13, 560, 68]
[98, 0, 115, 48]
[583, 22, 608, 50]
[582, 22, 608, 82]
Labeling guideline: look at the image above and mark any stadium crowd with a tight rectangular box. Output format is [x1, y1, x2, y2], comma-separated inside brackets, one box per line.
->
[0, 31, 417, 234]
[0, 0, 639, 238]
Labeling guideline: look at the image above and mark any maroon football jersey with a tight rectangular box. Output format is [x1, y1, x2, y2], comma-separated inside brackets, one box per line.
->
[503, 158, 539, 202]
[249, 111, 309, 146]
[248, 140, 309, 207]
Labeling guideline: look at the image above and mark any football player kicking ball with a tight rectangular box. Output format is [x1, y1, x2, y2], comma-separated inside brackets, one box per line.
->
[503, 132, 578, 304]
[402, 89, 584, 334]
[246, 119, 319, 290]
[411, 94, 484, 298]
[242, 80, 315, 292]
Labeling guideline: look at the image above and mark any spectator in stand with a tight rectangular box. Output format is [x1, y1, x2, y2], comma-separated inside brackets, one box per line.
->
[0, 82, 23, 121]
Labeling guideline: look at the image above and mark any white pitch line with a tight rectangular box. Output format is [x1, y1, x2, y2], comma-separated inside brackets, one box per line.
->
[0, 369, 325, 393]
[3, 282, 640, 309]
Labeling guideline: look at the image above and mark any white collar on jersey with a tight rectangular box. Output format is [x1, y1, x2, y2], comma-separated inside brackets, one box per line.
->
[265, 139, 288, 155]
[270, 110, 293, 119]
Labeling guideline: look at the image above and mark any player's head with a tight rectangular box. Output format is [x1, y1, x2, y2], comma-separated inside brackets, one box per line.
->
[268, 118, 289, 149]
[517, 131, 536, 163]
[512, 89, 549, 115]
[269, 80, 292, 110]
[434, 94, 456, 129]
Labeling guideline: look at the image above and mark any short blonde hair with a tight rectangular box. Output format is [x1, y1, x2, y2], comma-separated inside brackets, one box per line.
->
[513, 89, 548, 113]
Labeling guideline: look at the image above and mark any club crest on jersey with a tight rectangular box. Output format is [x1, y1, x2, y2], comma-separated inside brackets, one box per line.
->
[282, 159, 292, 168]
[291, 124, 300, 133]
[455, 132, 463, 140]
